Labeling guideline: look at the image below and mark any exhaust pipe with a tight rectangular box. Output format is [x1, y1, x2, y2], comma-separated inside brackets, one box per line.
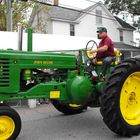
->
[27, 28, 33, 52]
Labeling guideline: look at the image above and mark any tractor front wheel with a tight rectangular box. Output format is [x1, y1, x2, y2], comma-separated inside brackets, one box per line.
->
[51, 100, 87, 115]
[0, 106, 21, 140]
[0, 103, 10, 107]
[100, 58, 140, 137]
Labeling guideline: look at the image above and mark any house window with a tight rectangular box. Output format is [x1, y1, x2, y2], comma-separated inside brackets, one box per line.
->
[96, 10, 102, 25]
[120, 30, 123, 42]
[70, 24, 75, 36]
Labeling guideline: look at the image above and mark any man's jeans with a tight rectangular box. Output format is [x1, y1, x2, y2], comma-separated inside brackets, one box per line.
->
[98, 56, 114, 76]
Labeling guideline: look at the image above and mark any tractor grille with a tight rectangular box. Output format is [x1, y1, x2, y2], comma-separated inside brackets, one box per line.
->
[0, 59, 10, 87]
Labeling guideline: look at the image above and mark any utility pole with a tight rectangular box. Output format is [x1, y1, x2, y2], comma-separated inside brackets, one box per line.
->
[6, 0, 13, 31]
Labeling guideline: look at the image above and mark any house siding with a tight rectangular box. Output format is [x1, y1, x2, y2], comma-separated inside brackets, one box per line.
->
[75, 7, 121, 43]
[76, 14, 96, 37]
[123, 30, 134, 45]
[52, 21, 70, 35]
[30, 3, 135, 46]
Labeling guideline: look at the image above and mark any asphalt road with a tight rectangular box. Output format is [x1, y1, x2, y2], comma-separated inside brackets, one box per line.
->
[15, 104, 140, 140]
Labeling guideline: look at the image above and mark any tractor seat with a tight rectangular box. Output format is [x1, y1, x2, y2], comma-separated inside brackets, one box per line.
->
[96, 48, 121, 65]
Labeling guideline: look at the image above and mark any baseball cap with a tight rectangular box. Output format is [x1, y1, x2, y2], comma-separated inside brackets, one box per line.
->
[97, 27, 107, 33]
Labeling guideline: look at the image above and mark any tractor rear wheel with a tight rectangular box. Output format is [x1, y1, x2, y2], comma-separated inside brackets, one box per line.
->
[100, 58, 140, 137]
[51, 100, 87, 115]
[0, 106, 21, 140]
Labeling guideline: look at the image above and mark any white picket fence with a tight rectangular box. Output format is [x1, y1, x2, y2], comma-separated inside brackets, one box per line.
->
[0, 31, 99, 52]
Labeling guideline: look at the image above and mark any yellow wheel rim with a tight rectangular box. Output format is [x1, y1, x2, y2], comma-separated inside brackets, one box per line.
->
[120, 72, 140, 125]
[69, 104, 81, 108]
[0, 116, 15, 140]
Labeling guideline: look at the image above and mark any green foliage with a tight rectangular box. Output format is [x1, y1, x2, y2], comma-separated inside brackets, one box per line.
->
[30, 4, 50, 33]
[12, 1, 34, 31]
[104, 0, 140, 15]
[0, 3, 6, 31]
[0, 1, 34, 31]
[0, 0, 49, 33]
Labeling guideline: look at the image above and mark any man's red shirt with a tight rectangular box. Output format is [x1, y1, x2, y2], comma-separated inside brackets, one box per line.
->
[97, 35, 115, 58]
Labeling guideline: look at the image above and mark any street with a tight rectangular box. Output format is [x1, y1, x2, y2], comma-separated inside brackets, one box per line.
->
[15, 104, 140, 140]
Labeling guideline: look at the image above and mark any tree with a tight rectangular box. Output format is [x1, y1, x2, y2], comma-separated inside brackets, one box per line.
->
[12, 1, 35, 31]
[104, 0, 140, 15]
[0, 0, 35, 31]
[104, 0, 140, 32]
[28, 3, 50, 33]
[0, 0, 49, 33]
[0, 1, 7, 31]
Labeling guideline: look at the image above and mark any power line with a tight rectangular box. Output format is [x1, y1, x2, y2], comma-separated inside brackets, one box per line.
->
[57, 0, 97, 10]
[30, 0, 52, 6]
[59, 3, 116, 21]
[86, 0, 98, 3]
[58, 1, 121, 22]
[58, 1, 115, 18]
[31, 0, 117, 22]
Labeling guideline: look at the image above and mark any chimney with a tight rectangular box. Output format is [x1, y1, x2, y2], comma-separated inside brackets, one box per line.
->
[54, 0, 59, 6]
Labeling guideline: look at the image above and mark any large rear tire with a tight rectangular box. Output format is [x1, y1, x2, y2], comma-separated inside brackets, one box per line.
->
[0, 106, 21, 140]
[51, 100, 87, 115]
[100, 58, 140, 137]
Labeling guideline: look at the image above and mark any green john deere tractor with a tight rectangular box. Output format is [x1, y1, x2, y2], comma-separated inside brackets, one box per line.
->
[0, 28, 140, 140]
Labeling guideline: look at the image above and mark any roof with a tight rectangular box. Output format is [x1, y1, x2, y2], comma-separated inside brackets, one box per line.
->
[30, 3, 136, 31]
[47, 5, 81, 21]
[114, 16, 136, 30]
[47, 5, 135, 30]
[46, 3, 100, 21]
[114, 42, 140, 51]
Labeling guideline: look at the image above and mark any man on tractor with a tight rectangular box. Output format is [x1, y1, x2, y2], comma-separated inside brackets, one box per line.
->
[90, 27, 115, 80]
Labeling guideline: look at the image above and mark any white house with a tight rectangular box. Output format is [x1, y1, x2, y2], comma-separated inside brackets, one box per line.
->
[30, 1, 140, 59]
[30, 2, 134, 43]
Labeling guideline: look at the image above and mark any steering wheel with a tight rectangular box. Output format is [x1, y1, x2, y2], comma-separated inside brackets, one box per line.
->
[86, 40, 98, 59]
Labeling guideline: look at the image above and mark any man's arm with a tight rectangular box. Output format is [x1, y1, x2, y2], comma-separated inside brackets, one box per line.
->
[91, 45, 108, 53]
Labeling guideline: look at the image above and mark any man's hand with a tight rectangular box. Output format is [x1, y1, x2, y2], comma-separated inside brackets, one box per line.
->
[93, 58, 97, 64]
[89, 49, 97, 54]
